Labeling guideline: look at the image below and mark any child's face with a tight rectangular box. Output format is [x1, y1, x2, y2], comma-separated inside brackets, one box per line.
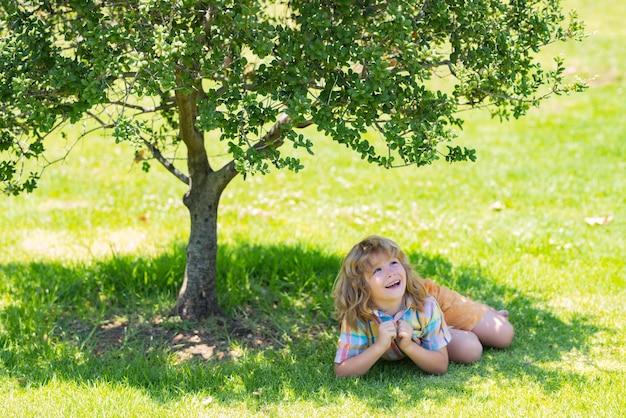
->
[364, 251, 407, 311]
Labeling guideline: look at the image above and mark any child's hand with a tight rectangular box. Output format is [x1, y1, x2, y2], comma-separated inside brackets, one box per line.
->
[376, 321, 398, 348]
[396, 320, 414, 350]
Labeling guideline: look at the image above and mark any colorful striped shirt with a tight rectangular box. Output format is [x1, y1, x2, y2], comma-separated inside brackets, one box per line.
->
[334, 296, 451, 363]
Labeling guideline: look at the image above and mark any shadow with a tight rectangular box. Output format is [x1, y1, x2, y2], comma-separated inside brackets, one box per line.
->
[0, 241, 604, 411]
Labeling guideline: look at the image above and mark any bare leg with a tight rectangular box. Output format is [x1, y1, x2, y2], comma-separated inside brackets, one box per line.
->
[471, 309, 514, 349]
[447, 328, 482, 364]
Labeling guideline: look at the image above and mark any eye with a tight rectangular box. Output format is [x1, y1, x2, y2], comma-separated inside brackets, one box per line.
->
[390, 260, 399, 266]
[373, 267, 382, 273]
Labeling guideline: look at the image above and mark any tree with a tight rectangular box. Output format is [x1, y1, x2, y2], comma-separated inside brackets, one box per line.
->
[0, 0, 585, 319]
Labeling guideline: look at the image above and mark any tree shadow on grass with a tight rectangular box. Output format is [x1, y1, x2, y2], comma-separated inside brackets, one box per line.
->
[0, 242, 604, 411]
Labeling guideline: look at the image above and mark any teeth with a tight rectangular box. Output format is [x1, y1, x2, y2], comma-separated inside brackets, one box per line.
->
[385, 280, 400, 288]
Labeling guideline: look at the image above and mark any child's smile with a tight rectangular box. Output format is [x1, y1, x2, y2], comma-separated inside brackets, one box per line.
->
[385, 278, 402, 289]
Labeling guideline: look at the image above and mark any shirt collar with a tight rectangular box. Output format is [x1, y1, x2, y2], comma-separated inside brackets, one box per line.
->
[372, 306, 409, 323]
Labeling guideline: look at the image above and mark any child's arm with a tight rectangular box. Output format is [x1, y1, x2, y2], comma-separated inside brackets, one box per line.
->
[397, 320, 449, 374]
[334, 321, 396, 377]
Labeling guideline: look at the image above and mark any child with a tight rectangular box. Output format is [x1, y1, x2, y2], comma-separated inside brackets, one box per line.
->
[332, 235, 451, 377]
[332, 235, 514, 377]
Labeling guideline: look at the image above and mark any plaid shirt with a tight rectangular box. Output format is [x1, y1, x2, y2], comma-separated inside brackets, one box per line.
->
[334, 296, 451, 363]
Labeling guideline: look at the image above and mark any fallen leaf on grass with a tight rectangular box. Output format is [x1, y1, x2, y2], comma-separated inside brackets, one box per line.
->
[490, 201, 505, 211]
[584, 216, 613, 226]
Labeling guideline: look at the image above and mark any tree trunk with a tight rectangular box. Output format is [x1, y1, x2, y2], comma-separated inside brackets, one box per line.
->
[171, 74, 237, 320]
[169, 73, 289, 320]
[173, 172, 223, 319]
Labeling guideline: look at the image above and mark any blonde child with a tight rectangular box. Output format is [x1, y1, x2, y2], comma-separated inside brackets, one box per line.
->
[332, 235, 514, 377]
[333, 235, 451, 377]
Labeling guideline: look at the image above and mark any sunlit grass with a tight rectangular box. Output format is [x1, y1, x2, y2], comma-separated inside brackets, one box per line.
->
[1, 0, 625, 416]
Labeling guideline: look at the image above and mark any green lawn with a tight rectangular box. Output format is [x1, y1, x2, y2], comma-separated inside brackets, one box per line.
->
[1, 0, 625, 416]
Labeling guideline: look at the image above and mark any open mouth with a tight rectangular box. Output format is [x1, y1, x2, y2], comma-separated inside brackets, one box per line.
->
[385, 279, 401, 289]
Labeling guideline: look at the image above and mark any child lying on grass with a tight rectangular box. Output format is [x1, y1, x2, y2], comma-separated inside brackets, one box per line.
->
[332, 235, 514, 377]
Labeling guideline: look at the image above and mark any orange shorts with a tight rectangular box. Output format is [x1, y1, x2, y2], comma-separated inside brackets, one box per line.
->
[422, 278, 489, 331]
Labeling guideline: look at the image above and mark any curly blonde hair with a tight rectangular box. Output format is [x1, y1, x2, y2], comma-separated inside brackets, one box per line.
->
[332, 235, 428, 328]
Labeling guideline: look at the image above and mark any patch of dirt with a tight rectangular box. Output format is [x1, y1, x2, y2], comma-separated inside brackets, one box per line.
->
[89, 314, 282, 363]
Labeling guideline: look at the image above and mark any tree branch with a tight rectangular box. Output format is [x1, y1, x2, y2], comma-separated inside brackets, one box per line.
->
[108, 100, 176, 113]
[142, 139, 190, 185]
[219, 112, 313, 179]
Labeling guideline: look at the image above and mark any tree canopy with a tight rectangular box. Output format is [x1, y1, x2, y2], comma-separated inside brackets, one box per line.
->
[0, 0, 586, 318]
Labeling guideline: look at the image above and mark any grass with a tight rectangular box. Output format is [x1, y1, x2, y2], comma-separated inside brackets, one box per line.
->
[1, 0, 625, 416]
